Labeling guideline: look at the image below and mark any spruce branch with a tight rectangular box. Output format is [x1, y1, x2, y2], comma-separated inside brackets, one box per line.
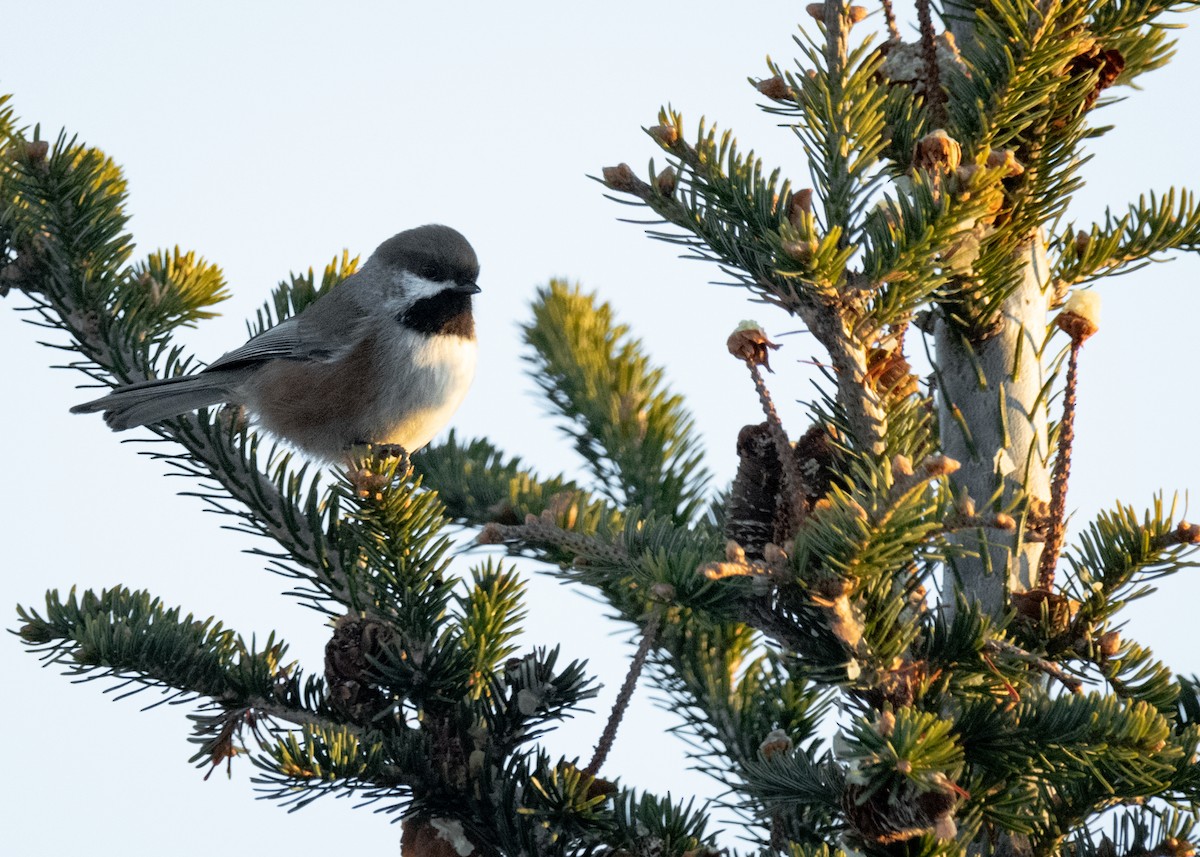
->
[859, 163, 1010, 323]
[1061, 495, 1200, 631]
[17, 585, 300, 705]
[413, 431, 608, 529]
[743, 745, 846, 846]
[478, 515, 632, 569]
[954, 691, 1190, 842]
[1, 132, 357, 610]
[1052, 189, 1200, 299]
[599, 132, 831, 310]
[792, 15, 888, 248]
[523, 280, 711, 523]
[12, 585, 410, 786]
[15, 584, 439, 794]
[602, 143, 889, 453]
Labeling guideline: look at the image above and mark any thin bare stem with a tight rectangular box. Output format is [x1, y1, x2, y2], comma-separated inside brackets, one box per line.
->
[918, 0, 947, 129]
[585, 606, 663, 776]
[881, 0, 901, 39]
[1037, 340, 1081, 589]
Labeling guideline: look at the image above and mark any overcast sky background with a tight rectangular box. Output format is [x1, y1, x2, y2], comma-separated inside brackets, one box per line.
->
[4, 3, 1200, 854]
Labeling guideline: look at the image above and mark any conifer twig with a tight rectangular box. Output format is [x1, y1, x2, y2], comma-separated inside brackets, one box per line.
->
[600, 162, 886, 455]
[1037, 294, 1099, 589]
[1036, 344, 1080, 589]
[984, 639, 1083, 693]
[880, 0, 900, 40]
[478, 516, 630, 566]
[1152, 521, 1200, 551]
[918, 0, 947, 130]
[584, 603, 664, 777]
[820, 0, 849, 75]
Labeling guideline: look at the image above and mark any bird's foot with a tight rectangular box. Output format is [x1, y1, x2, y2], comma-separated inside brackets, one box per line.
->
[344, 443, 411, 500]
[371, 443, 410, 463]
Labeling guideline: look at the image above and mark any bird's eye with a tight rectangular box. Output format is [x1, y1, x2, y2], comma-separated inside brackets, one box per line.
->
[412, 258, 447, 283]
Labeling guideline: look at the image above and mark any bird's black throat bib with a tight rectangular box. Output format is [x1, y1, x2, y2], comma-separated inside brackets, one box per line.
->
[400, 290, 475, 338]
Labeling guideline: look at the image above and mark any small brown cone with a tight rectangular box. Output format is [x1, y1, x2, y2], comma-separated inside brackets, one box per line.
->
[912, 129, 962, 174]
[1055, 290, 1100, 344]
[602, 163, 637, 192]
[654, 165, 678, 197]
[727, 323, 780, 370]
[649, 124, 679, 146]
[787, 188, 814, 229]
[756, 75, 793, 100]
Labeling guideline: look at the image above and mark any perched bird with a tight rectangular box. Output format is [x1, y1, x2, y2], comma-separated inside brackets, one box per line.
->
[73, 224, 480, 461]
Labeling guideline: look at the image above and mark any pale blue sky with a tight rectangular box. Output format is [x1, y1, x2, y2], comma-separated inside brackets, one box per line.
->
[4, 2, 1200, 854]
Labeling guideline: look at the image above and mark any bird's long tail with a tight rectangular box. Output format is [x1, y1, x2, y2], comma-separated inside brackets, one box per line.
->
[71, 371, 243, 430]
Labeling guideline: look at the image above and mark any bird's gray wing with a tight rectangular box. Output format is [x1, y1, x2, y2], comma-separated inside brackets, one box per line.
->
[202, 277, 370, 373]
[295, 273, 372, 353]
[202, 318, 304, 372]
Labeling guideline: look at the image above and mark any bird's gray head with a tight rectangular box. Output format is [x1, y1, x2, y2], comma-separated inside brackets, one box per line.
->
[370, 225, 480, 338]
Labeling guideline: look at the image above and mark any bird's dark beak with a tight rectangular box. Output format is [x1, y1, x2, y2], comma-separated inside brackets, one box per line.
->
[456, 282, 481, 295]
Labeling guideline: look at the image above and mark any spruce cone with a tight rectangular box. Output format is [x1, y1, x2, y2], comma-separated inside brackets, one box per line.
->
[725, 422, 841, 556]
[325, 614, 394, 720]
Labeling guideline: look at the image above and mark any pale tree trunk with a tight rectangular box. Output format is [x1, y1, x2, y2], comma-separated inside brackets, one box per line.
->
[935, 0, 1053, 622]
[935, 239, 1052, 619]
[935, 243, 1051, 857]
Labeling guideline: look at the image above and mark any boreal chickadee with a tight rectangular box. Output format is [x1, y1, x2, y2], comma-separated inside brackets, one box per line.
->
[73, 224, 480, 461]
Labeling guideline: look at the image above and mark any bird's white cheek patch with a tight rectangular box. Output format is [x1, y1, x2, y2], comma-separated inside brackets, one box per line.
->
[393, 272, 453, 302]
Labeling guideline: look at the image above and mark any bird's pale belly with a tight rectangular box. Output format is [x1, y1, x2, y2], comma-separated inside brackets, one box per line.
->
[244, 330, 476, 461]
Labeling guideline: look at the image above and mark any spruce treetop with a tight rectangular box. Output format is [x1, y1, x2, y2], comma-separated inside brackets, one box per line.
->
[5, 0, 1200, 854]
